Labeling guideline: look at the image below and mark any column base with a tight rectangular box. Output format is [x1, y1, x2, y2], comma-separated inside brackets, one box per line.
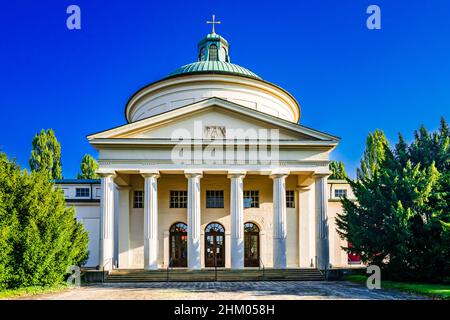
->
[317, 238, 330, 270]
[100, 238, 114, 271]
[188, 239, 201, 269]
[144, 238, 159, 270]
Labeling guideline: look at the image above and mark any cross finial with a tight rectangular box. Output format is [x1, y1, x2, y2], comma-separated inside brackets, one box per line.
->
[206, 14, 221, 34]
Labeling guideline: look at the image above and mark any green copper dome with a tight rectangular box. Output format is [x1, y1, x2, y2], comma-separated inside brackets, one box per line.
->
[168, 31, 260, 80]
[168, 61, 260, 79]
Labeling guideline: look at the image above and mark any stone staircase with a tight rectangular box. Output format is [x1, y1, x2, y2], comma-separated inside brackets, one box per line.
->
[105, 268, 325, 282]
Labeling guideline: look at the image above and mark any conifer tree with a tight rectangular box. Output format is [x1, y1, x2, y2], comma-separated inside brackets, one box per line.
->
[0, 152, 88, 289]
[337, 119, 450, 281]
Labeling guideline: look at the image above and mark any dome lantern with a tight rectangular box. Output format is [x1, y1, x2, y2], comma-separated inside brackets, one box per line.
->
[198, 15, 230, 62]
[124, 16, 301, 124]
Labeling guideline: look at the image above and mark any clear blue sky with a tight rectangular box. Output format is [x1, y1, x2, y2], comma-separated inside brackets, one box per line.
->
[1, 0, 449, 178]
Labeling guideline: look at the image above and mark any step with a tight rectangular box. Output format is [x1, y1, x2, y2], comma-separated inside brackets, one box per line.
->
[105, 268, 324, 282]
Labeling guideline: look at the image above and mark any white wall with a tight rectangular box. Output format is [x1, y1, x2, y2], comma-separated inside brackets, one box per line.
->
[69, 203, 101, 267]
[127, 75, 299, 123]
[57, 184, 101, 200]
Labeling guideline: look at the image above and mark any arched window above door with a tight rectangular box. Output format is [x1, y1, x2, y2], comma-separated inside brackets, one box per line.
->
[170, 222, 187, 233]
[205, 222, 225, 233]
[244, 222, 259, 232]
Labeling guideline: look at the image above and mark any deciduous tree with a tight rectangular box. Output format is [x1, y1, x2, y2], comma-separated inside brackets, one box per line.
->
[29, 129, 63, 179]
[77, 154, 99, 179]
[329, 160, 348, 180]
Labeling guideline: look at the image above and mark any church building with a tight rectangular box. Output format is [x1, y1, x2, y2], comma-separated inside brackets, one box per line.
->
[56, 20, 359, 273]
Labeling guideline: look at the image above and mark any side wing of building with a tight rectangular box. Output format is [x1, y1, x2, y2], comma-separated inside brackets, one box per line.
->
[54, 179, 102, 268]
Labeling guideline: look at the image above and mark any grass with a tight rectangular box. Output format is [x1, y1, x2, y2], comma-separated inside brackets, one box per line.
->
[344, 275, 450, 300]
[0, 284, 68, 299]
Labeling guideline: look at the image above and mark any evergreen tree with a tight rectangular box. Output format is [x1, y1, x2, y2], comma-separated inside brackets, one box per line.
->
[0, 152, 20, 289]
[29, 129, 63, 179]
[394, 133, 409, 167]
[337, 119, 450, 282]
[77, 154, 99, 179]
[329, 160, 348, 180]
[0, 152, 88, 289]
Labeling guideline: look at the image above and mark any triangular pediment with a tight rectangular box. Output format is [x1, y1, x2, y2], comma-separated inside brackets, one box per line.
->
[87, 98, 339, 142]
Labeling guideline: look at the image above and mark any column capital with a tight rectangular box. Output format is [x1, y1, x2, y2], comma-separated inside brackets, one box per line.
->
[140, 170, 160, 179]
[227, 170, 246, 179]
[296, 186, 311, 192]
[313, 172, 331, 179]
[97, 170, 116, 178]
[269, 169, 290, 179]
[184, 170, 203, 179]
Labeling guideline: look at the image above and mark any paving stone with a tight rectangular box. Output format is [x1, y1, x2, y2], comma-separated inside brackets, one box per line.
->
[15, 281, 428, 300]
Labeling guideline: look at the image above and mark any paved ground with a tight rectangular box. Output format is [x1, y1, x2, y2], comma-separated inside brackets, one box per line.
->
[20, 281, 426, 300]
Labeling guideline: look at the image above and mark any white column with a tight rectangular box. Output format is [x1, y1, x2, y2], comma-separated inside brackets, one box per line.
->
[270, 171, 289, 269]
[118, 186, 130, 269]
[297, 186, 312, 267]
[315, 174, 330, 270]
[99, 172, 115, 271]
[141, 171, 159, 270]
[185, 170, 202, 269]
[228, 171, 246, 269]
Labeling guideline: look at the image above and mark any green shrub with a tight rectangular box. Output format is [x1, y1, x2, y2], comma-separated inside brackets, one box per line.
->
[0, 152, 89, 289]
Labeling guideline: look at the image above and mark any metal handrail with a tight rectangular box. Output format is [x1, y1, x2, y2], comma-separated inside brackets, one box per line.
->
[259, 256, 265, 280]
[166, 258, 173, 282]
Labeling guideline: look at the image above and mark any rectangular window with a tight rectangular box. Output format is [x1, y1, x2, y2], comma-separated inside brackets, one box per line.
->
[244, 190, 259, 208]
[75, 187, 90, 197]
[170, 190, 188, 208]
[286, 190, 295, 208]
[334, 189, 347, 198]
[206, 190, 224, 208]
[133, 190, 144, 208]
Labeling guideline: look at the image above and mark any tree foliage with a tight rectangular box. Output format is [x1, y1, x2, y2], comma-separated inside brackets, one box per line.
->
[336, 118, 450, 282]
[77, 154, 99, 179]
[0, 152, 88, 289]
[329, 160, 347, 180]
[357, 129, 389, 179]
[29, 129, 63, 179]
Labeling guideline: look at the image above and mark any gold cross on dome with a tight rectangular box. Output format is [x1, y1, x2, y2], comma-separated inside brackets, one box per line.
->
[207, 14, 221, 34]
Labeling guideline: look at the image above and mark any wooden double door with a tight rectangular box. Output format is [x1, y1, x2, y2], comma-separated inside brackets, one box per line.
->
[244, 222, 260, 267]
[204, 223, 225, 267]
[169, 222, 188, 267]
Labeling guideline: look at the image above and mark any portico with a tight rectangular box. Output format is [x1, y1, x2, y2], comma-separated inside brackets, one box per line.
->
[97, 170, 331, 271]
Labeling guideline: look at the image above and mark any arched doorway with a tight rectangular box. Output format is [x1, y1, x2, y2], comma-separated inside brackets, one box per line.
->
[244, 222, 260, 267]
[169, 222, 187, 267]
[205, 222, 225, 267]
